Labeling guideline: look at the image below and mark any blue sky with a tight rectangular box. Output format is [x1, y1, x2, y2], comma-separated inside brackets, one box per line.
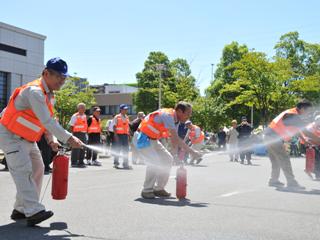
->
[2, 0, 319, 94]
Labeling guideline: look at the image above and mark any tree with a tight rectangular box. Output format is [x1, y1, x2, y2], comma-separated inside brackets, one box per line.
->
[220, 52, 295, 125]
[275, 31, 320, 77]
[54, 77, 96, 128]
[205, 42, 249, 127]
[275, 31, 320, 102]
[135, 52, 199, 113]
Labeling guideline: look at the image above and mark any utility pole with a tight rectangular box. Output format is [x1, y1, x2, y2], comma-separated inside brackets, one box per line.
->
[155, 64, 166, 109]
[211, 63, 214, 81]
[251, 105, 254, 127]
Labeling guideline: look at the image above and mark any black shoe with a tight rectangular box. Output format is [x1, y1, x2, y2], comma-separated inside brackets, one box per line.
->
[27, 210, 54, 227]
[78, 163, 87, 168]
[196, 158, 203, 164]
[123, 165, 133, 170]
[11, 209, 26, 220]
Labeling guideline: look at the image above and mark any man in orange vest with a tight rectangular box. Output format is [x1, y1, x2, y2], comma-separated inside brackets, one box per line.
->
[265, 100, 320, 190]
[185, 121, 205, 165]
[113, 104, 131, 169]
[69, 103, 88, 168]
[86, 106, 102, 166]
[0, 57, 83, 226]
[133, 101, 202, 199]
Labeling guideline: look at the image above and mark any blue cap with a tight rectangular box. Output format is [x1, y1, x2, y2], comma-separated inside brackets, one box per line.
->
[120, 104, 128, 110]
[46, 57, 69, 77]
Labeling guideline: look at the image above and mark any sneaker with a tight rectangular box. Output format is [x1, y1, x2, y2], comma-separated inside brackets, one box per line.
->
[247, 160, 252, 165]
[154, 189, 171, 197]
[240, 160, 244, 164]
[92, 160, 102, 166]
[10, 209, 26, 220]
[287, 182, 306, 191]
[27, 210, 54, 227]
[141, 191, 155, 199]
[268, 180, 285, 187]
[86, 160, 92, 166]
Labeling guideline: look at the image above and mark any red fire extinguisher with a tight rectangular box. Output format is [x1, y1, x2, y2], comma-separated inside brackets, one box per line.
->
[176, 164, 187, 200]
[52, 151, 69, 200]
[305, 146, 315, 176]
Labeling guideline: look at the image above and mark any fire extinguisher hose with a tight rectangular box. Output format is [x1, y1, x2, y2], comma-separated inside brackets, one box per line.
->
[41, 174, 52, 203]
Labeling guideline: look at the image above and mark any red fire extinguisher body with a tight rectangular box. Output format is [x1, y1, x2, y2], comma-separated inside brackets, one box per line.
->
[52, 154, 69, 200]
[305, 147, 315, 174]
[176, 166, 187, 199]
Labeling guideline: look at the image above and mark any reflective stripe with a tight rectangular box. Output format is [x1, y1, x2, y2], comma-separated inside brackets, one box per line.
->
[147, 124, 160, 134]
[16, 116, 41, 132]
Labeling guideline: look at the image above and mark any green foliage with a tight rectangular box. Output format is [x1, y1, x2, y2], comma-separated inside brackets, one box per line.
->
[220, 52, 295, 125]
[54, 77, 96, 128]
[135, 52, 199, 114]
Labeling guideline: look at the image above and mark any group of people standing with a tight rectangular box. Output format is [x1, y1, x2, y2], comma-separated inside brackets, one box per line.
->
[226, 116, 253, 165]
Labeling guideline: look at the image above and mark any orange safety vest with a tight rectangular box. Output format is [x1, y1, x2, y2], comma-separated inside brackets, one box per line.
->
[161, 130, 171, 139]
[0, 79, 54, 142]
[115, 114, 129, 135]
[189, 125, 205, 144]
[269, 108, 299, 141]
[72, 113, 87, 132]
[87, 116, 101, 133]
[139, 108, 175, 139]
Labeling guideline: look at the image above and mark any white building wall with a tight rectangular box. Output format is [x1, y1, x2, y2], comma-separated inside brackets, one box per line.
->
[104, 84, 137, 94]
[0, 22, 46, 94]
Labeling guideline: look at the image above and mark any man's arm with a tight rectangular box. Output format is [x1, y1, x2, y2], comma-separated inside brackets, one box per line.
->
[169, 129, 201, 159]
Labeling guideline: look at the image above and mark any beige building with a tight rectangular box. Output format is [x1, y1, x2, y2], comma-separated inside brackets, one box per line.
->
[0, 22, 46, 111]
[91, 83, 137, 118]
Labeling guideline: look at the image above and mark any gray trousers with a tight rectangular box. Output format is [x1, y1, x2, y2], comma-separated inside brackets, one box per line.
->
[265, 135, 296, 184]
[0, 124, 45, 217]
[113, 134, 129, 166]
[133, 134, 173, 193]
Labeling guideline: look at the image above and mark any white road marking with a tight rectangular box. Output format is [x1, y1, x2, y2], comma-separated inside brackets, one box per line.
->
[219, 191, 240, 197]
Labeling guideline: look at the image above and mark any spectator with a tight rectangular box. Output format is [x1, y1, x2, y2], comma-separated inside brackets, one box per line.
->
[217, 127, 227, 150]
[290, 135, 300, 157]
[113, 104, 131, 169]
[227, 120, 239, 162]
[69, 103, 88, 168]
[237, 117, 253, 165]
[105, 114, 115, 150]
[86, 107, 102, 166]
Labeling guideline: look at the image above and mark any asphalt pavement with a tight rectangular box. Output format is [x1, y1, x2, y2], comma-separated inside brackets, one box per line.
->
[0, 151, 319, 240]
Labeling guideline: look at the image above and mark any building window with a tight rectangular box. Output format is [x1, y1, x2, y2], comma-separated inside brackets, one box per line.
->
[104, 105, 135, 115]
[0, 43, 27, 56]
[0, 72, 8, 111]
